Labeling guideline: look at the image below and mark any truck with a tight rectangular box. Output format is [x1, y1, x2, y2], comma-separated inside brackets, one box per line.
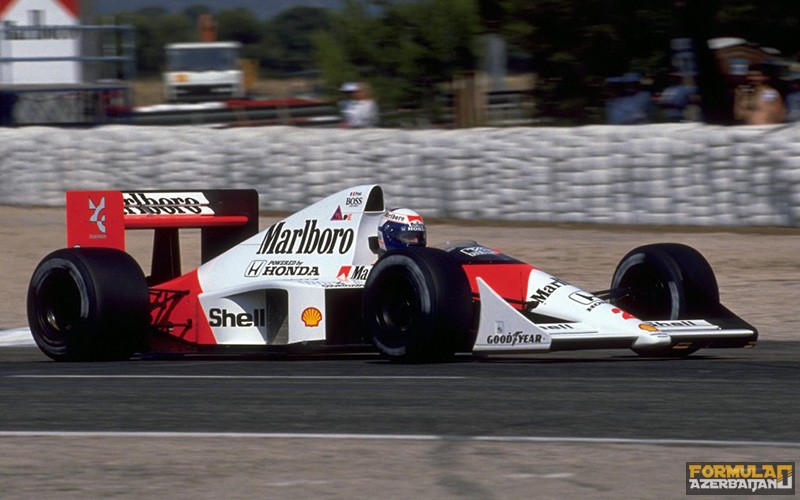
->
[163, 42, 246, 103]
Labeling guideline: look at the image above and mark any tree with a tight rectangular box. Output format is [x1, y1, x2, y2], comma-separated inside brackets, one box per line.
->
[315, 0, 482, 120]
[117, 8, 195, 75]
[260, 7, 332, 75]
[494, 0, 676, 122]
[216, 8, 262, 45]
[491, 0, 799, 122]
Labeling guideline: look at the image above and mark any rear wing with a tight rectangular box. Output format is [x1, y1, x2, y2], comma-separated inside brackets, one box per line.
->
[66, 190, 259, 284]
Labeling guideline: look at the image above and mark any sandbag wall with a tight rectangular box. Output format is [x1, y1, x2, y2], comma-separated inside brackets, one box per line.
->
[0, 123, 798, 226]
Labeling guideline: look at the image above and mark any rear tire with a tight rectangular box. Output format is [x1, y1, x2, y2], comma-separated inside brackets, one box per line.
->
[363, 247, 473, 362]
[611, 243, 719, 357]
[27, 248, 149, 361]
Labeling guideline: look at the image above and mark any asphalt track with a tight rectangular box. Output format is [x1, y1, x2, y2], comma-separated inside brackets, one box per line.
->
[1, 207, 799, 498]
[2, 343, 799, 498]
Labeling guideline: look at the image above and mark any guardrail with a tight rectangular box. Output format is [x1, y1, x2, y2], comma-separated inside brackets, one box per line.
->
[128, 98, 342, 127]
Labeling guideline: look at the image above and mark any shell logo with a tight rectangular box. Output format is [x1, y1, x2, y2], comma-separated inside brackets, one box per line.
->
[175, 73, 189, 83]
[301, 307, 322, 327]
[639, 323, 659, 332]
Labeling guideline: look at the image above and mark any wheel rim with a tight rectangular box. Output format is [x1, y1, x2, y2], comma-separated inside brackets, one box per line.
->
[614, 261, 676, 320]
[36, 268, 83, 345]
[367, 263, 426, 353]
[376, 269, 419, 335]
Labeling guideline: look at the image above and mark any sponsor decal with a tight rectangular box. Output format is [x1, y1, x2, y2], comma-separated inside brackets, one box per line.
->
[2, 26, 82, 41]
[383, 211, 423, 224]
[346, 192, 363, 207]
[258, 220, 355, 255]
[639, 323, 659, 332]
[569, 291, 598, 306]
[383, 211, 406, 222]
[460, 246, 499, 258]
[649, 320, 703, 329]
[209, 308, 266, 328]
[486, 331, 545, 346]
[337, 265, 370, 281]
[245, 260, 319, 277]
[528, 278, 568, 309]
[297, 279, 362, 288]
[301, 307, 322, 327]
[330, 206, 353, 221]
[612, 308, 637, 320]
[569, 290, 605, 312]
[538, 323, 575, 331]
[686, 462, 794, 495]
[122, 192, 213, 216]
[88, 196, 107, 235]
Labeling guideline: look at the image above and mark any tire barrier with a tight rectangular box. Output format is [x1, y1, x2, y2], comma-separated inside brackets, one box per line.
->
[1, 123, 798, 226]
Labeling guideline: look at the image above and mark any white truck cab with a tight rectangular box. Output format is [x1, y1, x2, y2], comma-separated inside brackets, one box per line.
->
[163, 42, 245, 102]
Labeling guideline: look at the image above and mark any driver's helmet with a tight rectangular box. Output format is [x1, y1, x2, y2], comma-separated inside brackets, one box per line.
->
[377, 208, 426, 253]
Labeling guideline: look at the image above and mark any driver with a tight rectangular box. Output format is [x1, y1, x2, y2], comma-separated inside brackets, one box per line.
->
[377, 208, 427, 253]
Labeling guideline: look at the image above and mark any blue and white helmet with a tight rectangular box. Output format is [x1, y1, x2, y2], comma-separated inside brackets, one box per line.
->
[377, 208, 426, 253]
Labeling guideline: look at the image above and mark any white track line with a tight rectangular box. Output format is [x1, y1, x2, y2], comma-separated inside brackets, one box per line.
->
[0, 431, 797, 448]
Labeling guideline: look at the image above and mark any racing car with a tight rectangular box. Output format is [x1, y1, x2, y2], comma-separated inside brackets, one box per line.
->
[27, 184, 757, 362]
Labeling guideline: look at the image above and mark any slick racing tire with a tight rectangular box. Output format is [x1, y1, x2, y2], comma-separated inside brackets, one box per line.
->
[363, 247, 473, 363]
[610, 243, 719, 357]
[27, 248, 150, 361]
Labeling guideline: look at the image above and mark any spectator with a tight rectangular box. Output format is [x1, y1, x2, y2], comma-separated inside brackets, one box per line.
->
[340, 81, 379, 128]
[605, 73, 655, 125]
[733, 64, 786, 125]
[785, 73, 800, 122]
[656, 73, 700, 122]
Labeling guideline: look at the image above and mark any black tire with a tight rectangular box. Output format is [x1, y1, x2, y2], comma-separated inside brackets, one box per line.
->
[610, 243, 719, 357]
[27, 248, 149, 361]
[363, 247, 473, 362]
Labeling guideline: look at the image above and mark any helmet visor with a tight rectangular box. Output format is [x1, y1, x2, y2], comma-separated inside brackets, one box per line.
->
[395, 229, 426, 247]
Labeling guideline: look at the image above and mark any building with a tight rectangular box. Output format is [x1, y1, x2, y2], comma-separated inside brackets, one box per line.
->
[0, 0, 138, 125]
[0, 0, 86, 84]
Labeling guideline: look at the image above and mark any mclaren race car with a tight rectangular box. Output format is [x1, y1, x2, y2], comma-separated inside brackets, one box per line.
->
[27, 184, 757, 362]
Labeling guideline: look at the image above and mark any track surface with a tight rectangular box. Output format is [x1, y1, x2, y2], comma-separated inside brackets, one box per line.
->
[2, 343, 799, 440]
[2, 343, 799, 498]
[1, 206, 799, 498]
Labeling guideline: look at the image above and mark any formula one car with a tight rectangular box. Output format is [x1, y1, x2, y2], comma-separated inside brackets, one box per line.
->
[27, 185, 757, 362]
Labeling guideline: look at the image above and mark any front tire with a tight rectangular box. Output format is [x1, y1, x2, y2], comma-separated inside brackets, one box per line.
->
[611, 243, 719, 357]
[363, 247, 473, 362]
[27, 248, 149, 361]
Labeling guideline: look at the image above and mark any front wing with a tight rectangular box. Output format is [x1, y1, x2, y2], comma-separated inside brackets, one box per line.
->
[472, 278, 757, 354]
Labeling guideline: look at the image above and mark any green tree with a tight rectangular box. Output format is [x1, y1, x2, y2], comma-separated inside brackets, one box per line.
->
[315, 0, 481, 120]
[495, 0, 675, 121]
[259, 7, 332, 75]
[117, 8, 195, 75]
[216, 8, 262, 46]
[490, 0, 799, 122]
[182, 4, 213, 26]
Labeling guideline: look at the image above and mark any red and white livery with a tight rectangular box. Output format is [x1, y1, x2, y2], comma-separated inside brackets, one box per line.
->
[27, 185, 757, 362]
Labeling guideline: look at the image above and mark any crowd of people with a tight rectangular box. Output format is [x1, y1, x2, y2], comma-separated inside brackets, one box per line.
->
[605, 65, 800, 126]
[337, 66, 800, 128]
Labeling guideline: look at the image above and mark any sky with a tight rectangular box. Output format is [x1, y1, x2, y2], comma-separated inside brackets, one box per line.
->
[92, 0, 343, 19]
